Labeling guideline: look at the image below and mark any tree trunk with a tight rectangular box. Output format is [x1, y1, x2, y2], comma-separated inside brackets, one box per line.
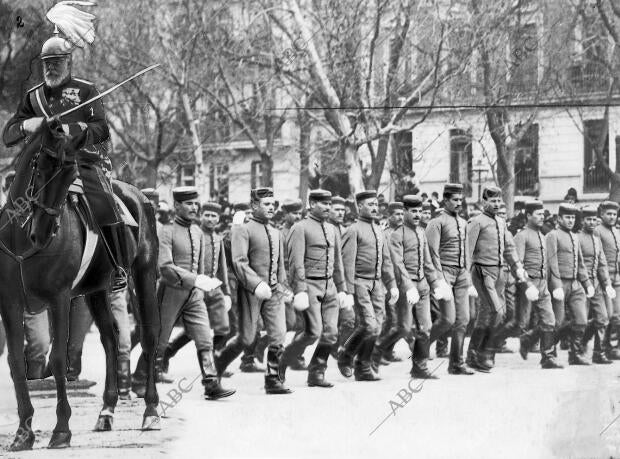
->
[495, 142, 516, 216]
[367, 135, 390, 191]
[144, 160, 158, 188]
[343, 142, 364, 196]
[298, 108, 311, 199]
[260, 152, 273, 187]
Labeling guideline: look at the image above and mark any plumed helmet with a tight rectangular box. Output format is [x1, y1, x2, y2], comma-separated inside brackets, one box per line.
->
[41, 34, 73, 60]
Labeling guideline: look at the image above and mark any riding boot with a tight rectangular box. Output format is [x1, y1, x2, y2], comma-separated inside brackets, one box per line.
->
[540, 331, 563, 369]
[162, 332, 192, 374]
[214, 338, 244, 377]
[354, 338, 381, 381]
[198, 350, 235, 400]
[448, 330, 473, 375]
[253, 334, 270, 364]
[605, 323, 620, 360]
[266, 345, 292, 394]
[118, 359, 132, 400]
[568, 329, 590, 366]
[155, 356, 174, 383]
[102, 223, 130, 286]
[411, 334, 439, 379]
[338, 329, 365, 378]
[582, 322, 595, 351]
[307, 344, 334, 388]
[593, 327, 613, 364]
[466, 328, 491, 373]
[371, 329, 401, 373]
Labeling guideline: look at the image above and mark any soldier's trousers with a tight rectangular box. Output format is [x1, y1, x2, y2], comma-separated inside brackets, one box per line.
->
[552, 279, 587, 343]
[282, 278, 339, 365]
[605, 274, 620, 330]
[79, 162, 123, 226]
[583, 280, 610, 355]
[205, 287, 230, 337]
[513, 278, 556, 360]
[24, 310, 51, 378]
[157, 285, 213, 357]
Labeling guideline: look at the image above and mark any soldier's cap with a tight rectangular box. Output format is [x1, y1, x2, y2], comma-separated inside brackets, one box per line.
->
[202, 202, 222, 213]
[355, 190, 377, 202]
[600, 200, 620, 212]
[558, 203, 578, 216]
[422, 200, 433, 211]
[233, 202, 251, 211]
[482, 186, 502, 199]
[308, 189, 332, 203]
[403, 195, 423, 209]
[41, 35, 73, 60]
[387, 201, 404, 212]
[581, 205, 598, 218]
[443, 183, 463, 195]
[141, 188, 159, 200]
[251, 187, 274, 201]
[524, 200, 544, 214]
[331, 196, 346, 206]
[172, 186, 199, 202]
[281, 198, 304, 212]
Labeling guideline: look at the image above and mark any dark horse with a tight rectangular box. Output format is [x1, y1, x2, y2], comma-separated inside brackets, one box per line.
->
[0, 119, 160, 451]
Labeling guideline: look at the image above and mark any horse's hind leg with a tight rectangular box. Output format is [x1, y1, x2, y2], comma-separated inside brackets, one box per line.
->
[47, 291, 73, 448]
[133, 263, 160, 430]
[1, 301, 36, 451]
[85, 290, 119, 431]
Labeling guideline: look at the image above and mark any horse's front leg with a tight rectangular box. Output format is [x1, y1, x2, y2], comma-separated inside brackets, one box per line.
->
[86, 290, 119, 431]
[47, 290, 73, 448]
[1, 300, 36, 451]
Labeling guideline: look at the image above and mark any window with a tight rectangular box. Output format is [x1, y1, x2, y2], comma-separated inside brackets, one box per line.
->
[180, 165, 195, 187]
[508, 23, 538, 93]
[250, 160, 262, 189]
[449, 129, 473, 197]
[583, 119, 609, 193]
[209, 163, 229, 201]
[569, 13, 609, 93]
[514, 123, 539, 196]
[393, 130, 413, 173]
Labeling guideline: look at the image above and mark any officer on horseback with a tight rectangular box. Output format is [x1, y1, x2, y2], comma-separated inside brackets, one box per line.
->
[2, 32, 129, 284]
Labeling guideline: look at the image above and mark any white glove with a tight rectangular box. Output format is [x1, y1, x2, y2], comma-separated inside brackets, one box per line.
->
[22, 117, 44, 133]
[468, 286, 478, 298]
[341, 293, 354, 310]
[223, 295, 232, 312]
[388, 287, 400, 305]
[552, 288, 565, 301]
[525, 285, 539, 302]
[194, 274, 222, 292]
[293, 292, 310, 311]
[586, 285, 595, 299]
[406, 287, 420, 305]
[254, 281, 272, 300]
[606, 285, 617, 299]
[515, 267, 526, 282]
[337, 291, 349, 308]
[232, 210, 247, 225]
[433, 279, 453, 301]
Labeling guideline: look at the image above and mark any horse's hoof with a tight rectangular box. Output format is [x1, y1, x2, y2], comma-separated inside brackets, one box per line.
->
[48, 431, 71, 449]
[94, 414, 113, 431]
[9, 429, 35, 451]
[141, 415, 161, 431]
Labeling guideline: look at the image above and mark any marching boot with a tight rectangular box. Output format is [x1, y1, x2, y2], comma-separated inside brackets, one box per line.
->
[593, 327, 613, 364]
[214, 339, 243, 377]
[435, 336, 449, 358]
[266, 345, 292, 394]
[354, 338, 381, 381]
[254, 334, 270, 364]
[529, 338, 540, 353]
[605, 323, 620, 360]
[540, 331, 563, 369]
[198, 350, 236, 400]
[131, 353, 147, 398]
[568, 329, 590, 366]
[448, 330, 474, 375]
[155, 356, 174, 383]
[307, 344, 334, 388]
[370, 329, 401, 373]
[118, 359, 132, 400]
[384, 341, 402, 362]
[466, 328, 491, 373]
[338, 330, 365, 378]
[519, 330, 533, 361]
[582, 322, 595, 351]
[162, 333, 192, 374]
[410, 334, 439, 379]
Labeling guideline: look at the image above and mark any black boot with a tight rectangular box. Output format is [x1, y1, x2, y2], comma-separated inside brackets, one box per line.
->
[466, 328, 491, 373]
[254, 334, 270, 364]
[568, 329, 590, 366]
[118, 359, 132, 400]
[605, 323, 620, 360]
[338, 330, 365, 378]
[66, 349, 82, 381]
[266, 345, 292, 394]
[448, 330, 474, 375]
[102, 223, 131, 286]
[214, 338, 243, 377]
[132, 353, 147, 398]
[518, 329, 537, 361]
[411, 334, 439, 379]
[371, 330, 401, 373]
[540, 331, 563, 369]
[198, 350, 236, 400]
[162, 333, 192, 374]
[582, 322, 595, 351]
[354, 338, 381, 381]
[435, 336, 449, 358]
[307, 344, 334, 388]
[593, 327, 613, 364]
[155, 356, 174, 383]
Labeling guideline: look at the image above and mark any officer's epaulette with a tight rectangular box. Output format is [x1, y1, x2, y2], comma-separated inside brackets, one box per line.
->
[73, 77, 94, 86]
[26, 82, 44, 93]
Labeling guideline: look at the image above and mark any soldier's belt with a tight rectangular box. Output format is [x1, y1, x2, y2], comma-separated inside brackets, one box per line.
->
[355, 275, 381, 281]
[307, 275, 332, 280]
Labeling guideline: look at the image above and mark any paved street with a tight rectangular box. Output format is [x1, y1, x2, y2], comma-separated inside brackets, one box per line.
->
[2, 329, 620, 458]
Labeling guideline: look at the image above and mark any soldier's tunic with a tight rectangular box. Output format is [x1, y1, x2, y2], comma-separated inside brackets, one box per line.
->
[467, 211, 523, 330]
[329, 220, 355, 352]
[595, 224, 620, 327]
[426, 210, 471, 343]
[2, 77, 120, 226]
[546, 227, 592, 335]
[281, 223, 302, 332]
[579, 230, 610, 330]
[282, 214, 346, 361]
[379, 224, 401, 344]
[203, 228, 231, 337]
[157, 216, 213, 356]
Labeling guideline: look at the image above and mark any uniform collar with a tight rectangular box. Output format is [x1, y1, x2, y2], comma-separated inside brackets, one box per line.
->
[359, 215, 374, 223]
[175, 216, 193, 228]
[251, 215, 269, 225]
[308, 214, 325, 223]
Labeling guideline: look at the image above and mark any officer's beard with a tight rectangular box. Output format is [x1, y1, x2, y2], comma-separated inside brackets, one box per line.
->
[44, 65, 71, 89]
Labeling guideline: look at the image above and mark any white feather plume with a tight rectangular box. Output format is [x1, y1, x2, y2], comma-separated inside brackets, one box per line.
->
[46, 1, 97, 48]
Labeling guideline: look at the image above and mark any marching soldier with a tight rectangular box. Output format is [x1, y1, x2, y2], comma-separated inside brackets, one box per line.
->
[466, 186, 533, 372]
[426, 183, 475, 375]
[329, 196, 347, 235]
[280, 190, 352, 387]
[149, 187, 235, 399]
[580, 205, 616, 364]
[374, 195, 451, 378]
[215, 188, 292, 394]
[546, 203, 594, 365]
[338, 190, 398, 381]
[594, 201, 620, 360]
[512, 200, 562, 369]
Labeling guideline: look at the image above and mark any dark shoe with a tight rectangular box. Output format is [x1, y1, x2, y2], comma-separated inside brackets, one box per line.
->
[436, 344, 449, 358]
[240, 361, 265, 373]
[385, 352, 402, 362]
[529, 340, 540, 353]
[203, 377, 236, 400]
[289, 357, 308, 371]
[593, 353, 613, 365]
[568, 354, 591, 366]
[307, 371, 334, 388]
[560, 338, 569, 351]
[448, 364, 474, 375]
[606, 348, 620, 360]
[541, 358, 564, 369]
[265, 375, 292, 394]
[519, 334, 529, 360]
[337, 349, 354, 378]
[410, 363, 439, 379]
[354, 367, 381, 381]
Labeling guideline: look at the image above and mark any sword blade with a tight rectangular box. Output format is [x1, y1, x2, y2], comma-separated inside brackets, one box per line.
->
[53, 63, 161, 120]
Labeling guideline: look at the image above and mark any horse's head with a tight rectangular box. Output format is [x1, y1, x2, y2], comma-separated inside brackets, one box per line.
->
[28, 118, 82, 248]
